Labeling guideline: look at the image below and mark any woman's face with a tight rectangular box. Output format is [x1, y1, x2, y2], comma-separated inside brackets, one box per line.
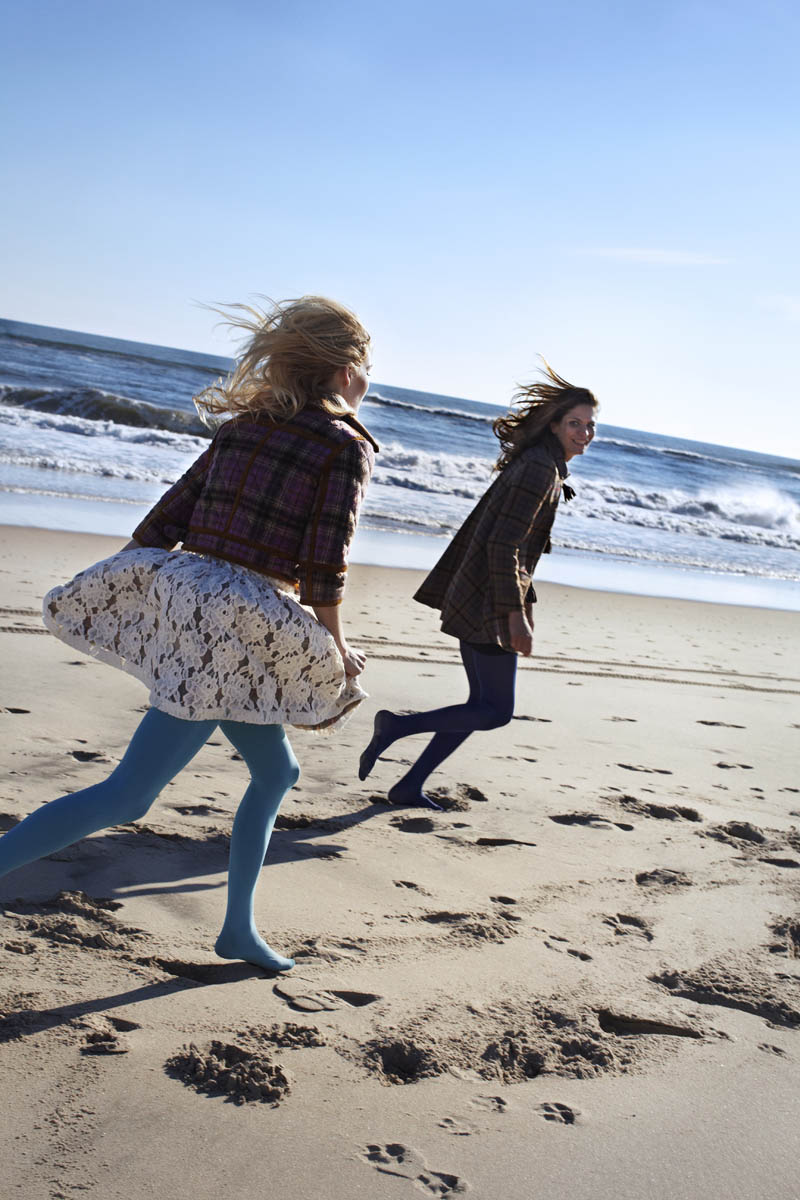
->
[338, 356, 373, 412]
[550, 403, 596, 461]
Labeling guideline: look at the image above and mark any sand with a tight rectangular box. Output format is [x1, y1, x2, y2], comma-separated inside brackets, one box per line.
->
[1, 525, 798, 1200]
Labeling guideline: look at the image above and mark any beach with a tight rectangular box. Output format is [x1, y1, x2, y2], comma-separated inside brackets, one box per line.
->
[1, 525, 799, 1199]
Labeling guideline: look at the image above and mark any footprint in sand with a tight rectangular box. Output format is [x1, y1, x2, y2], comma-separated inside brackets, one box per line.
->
[273, 978, 381, 1013]
[419, 909, 521, 945]
[549, 812, 612, 828]
[394, 880, 431, 895]
[706, 821, 766, 846]
[475, 835, 537, 848]
[618, 763, 673, 775]
[652, 963, 800, 1028]
[359, 1144, 468, 1196]
[392, 816, 438, 834]
[767, 918, 800, 959]
[293, 936, 370, 965]
[1, 707, 30, 715]
[603, 913, 654, 942]
[4, 890, 145, 954]
[469, 1095, 508, 1113]
[596, 1009, 702, 1039]
[635, 869, 692, 889]
[79, 1014, 140, 1055]
[438, 1116, 478, 1136]
[697, 720, 746, 729]
[166, 1039, 290, 1105]
[536, 1102, 580, 1125]
[618, 797, 701, 823]
[543, 935, 593, 961]
[714, 762, 754, 770]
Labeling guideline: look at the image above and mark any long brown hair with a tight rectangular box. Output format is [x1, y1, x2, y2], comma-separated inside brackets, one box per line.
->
[195, 295, 371, 423]
[493, 360, 597, 471]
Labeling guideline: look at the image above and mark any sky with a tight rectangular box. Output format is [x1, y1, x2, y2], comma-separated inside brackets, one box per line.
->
[2, 0, 799, 457]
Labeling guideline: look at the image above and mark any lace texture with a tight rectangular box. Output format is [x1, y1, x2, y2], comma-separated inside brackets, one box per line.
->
[42, 549, 366, 733]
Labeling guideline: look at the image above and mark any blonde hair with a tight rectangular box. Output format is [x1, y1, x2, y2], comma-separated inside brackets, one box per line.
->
[196, 295, 371, 422]
[493, 360, 597, 471]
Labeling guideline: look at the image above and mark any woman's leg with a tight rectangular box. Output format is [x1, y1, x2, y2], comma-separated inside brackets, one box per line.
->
[214, 721, 299, 972]
[359, 643, 518, 797]
[386, 643, 482, 809]
[0, 709, 217, 880]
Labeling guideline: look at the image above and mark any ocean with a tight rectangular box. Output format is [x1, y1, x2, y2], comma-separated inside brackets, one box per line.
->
[1, 318, 799, 610]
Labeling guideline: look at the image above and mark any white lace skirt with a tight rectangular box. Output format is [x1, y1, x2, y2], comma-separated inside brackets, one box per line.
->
[42, 548, 366, 733]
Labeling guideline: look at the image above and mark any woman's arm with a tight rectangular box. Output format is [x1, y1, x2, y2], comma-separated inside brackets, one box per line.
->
[312, 603, 366, 676]
[485, 459, 553, 654]
[132, 443, 213, 549]
[299, 437, 375, 675]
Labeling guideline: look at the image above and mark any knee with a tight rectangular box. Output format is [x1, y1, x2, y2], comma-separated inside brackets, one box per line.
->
[282, 756, 301, 792]
[105, 765, 160, 823]
[473, 702, 514, 731]
[254, 751, 300, 795]
[118, 797, 155, 823]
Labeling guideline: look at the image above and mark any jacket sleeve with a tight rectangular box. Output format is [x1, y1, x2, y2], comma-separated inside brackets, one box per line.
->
[485, 459, 555, 614]
[298, 437, 374, 606]
[132, 443, 213, 549]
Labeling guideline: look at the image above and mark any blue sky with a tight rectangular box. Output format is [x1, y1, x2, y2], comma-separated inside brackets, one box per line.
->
[2, 0, 799, 455]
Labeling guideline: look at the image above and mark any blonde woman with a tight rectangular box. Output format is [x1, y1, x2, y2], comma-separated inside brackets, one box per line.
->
[0, 296, 378, 971]
[360, 363, 597, 808]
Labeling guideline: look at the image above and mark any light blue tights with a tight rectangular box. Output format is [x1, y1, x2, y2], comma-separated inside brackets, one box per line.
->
[0, 708, 299, 971]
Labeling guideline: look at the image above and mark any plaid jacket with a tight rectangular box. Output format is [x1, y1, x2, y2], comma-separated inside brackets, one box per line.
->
[414, 434, 569, 649]
[132, 406, 379, 606]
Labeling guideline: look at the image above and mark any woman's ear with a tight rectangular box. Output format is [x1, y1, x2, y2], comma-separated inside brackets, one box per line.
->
[330, 365, 351, 393]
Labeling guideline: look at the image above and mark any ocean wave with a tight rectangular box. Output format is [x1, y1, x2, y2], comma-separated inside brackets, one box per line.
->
[569, 480, 800, 552]
[365, 391, 495, 424]
[598, 435, 757, 472]
[0, 322, 230, 377]
[550, 533, 800, 582]
[0, 384, 212, 437]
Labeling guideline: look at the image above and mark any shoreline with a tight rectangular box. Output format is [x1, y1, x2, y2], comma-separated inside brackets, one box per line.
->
[1, 506, 799, 612]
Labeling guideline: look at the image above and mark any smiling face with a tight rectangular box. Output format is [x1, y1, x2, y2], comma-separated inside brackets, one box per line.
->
[549, 403, 596, 461]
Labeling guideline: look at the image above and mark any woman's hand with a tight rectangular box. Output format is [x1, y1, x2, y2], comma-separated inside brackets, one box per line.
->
[508, 609, 534, 656]
[312, 603, 366, 676]
[340, 644, 366, 677]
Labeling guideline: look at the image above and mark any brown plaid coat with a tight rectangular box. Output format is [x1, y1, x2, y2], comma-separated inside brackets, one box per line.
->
[133, 406, 378, 606]
[414, 433, 569, 649]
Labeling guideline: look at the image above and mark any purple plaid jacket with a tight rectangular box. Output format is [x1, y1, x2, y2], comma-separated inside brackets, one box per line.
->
[413, 434, 569, 649]
[132, 406, 379, 606]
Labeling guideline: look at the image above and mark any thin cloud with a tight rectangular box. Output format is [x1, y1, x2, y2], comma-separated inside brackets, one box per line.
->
[575, 247, 729, 266]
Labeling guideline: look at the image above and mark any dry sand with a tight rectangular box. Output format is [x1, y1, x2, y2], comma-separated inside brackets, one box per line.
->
[1, 526, 798, 1200]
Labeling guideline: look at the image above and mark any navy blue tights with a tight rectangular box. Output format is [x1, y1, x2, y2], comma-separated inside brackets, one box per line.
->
[358, 642, 518, 806]
[0, 708, 299, 971]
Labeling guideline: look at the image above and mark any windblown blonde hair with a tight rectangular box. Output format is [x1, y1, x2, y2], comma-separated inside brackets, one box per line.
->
[493, 360, 597, 471]
[195, 295, 371, 422]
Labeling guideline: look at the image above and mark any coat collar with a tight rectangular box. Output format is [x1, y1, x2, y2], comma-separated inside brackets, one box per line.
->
[341, 410, 380, 453]
[540, 431, 568, 480]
